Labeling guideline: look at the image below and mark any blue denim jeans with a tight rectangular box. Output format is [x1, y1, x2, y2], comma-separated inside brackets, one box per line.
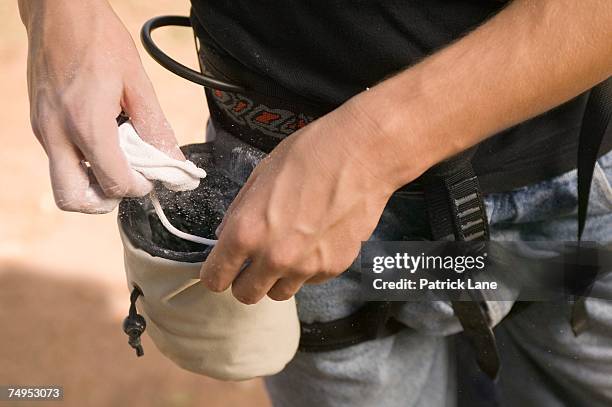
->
[490, 150, 612, 407]
[207, 120, 612, 407]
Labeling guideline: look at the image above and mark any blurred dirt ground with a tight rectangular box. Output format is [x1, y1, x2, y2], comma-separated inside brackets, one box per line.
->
[0, 1, 270, 406]
[0, 268, 270, 407]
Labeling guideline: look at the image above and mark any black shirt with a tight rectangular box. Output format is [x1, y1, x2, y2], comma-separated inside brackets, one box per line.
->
[190, 0, 611, 193]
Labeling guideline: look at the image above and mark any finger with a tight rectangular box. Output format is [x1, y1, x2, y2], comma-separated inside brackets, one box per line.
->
[231, 255, 283, 304]
[305, 272, 336, 285]
[199, 226, 254, 292]
[47, 138, 120, 213]
[267, 277, 306, 301]
[72, 108, 153, 199]
[122, 72, 184, 160]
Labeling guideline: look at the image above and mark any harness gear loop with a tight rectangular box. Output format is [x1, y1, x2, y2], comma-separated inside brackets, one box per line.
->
[141, 16, 246, 93]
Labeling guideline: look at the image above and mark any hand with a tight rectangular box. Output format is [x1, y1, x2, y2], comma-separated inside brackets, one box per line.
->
[200, 100, 401, 304]
[20, 0, 183, 213]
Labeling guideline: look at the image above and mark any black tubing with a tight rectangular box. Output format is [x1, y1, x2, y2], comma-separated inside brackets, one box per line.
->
[140, 15, 246, 92]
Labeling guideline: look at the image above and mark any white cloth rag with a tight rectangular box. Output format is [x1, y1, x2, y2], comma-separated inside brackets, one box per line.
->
[119, 121, 216, 246]
[118, 121, 206, 191]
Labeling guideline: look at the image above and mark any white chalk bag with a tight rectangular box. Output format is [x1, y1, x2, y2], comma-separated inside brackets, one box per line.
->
[117, 142, 300, 381]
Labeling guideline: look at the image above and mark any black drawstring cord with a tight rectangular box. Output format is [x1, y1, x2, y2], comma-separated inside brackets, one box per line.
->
[123, 286, 146, 357]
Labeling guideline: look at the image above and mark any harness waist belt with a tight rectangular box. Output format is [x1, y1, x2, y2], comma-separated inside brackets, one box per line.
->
[205, 88, 424, 192]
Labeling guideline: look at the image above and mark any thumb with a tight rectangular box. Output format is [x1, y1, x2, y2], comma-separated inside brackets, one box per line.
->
[122, 71, 185, 160]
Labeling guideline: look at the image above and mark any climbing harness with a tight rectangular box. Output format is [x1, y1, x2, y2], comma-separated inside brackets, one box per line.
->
[122, 14, 611, 380]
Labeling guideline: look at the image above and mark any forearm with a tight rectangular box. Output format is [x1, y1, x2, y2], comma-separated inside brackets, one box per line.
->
[349, 0, 612, 188]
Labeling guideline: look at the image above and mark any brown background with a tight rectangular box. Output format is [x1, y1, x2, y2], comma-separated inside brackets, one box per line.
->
[0, 1, 270, 406]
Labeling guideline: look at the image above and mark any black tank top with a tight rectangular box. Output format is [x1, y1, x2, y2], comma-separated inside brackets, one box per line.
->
[190, 0, 611, 193]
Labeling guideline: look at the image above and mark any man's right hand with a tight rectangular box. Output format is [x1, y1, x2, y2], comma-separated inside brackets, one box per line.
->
[19, 0, 183, 213]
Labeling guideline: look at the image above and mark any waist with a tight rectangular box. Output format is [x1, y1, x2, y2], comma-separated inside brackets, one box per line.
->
[206, 87, 612, 196]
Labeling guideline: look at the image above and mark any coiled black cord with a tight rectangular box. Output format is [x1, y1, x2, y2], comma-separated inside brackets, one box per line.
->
[140, 15, 246, 92]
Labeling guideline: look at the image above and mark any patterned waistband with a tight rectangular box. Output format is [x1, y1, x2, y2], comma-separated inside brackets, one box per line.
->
[206, 88, 317, 154]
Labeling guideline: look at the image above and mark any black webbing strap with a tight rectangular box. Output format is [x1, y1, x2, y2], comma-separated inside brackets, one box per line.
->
[572, 77, 612, 335]
[423, 147, 500, 379]
[578, 79, 612, 240]
[424, 150, 490, 242]
[298, 302, 405, 352]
